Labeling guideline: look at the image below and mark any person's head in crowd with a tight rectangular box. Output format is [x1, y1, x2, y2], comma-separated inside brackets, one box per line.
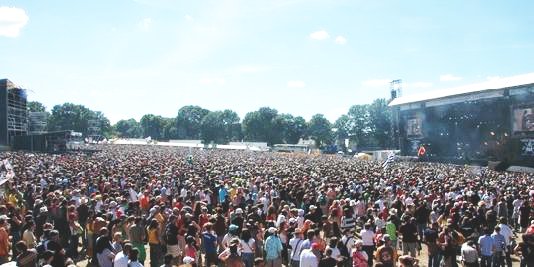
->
[49, 230, 60, 242]
[129, 247, 139, 262]
[399, 255, 419, 267]
[324, 247, 333, 258]
[382, 234, 391, 246]
[329, 237, 338, 247]
[123, 242, 132, 255]
[42, 250, 55, 264]
[254, 257, 265, 267]
[241, 228, 252, 242]
[15, 240, 28, 254]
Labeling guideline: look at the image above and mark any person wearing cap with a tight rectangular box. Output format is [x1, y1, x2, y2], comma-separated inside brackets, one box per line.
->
[289, 228, 305, 267]
[300, 242, 320, 267]
[375, 234, 397, 267]
[264, 227, 283, 266]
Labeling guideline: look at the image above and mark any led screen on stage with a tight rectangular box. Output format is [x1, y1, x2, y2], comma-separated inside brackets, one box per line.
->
[406, 117, 422, 137]
[513, 107, 534, 133]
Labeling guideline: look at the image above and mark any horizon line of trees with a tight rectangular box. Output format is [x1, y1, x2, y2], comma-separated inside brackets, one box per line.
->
[27, 98, 393, 149]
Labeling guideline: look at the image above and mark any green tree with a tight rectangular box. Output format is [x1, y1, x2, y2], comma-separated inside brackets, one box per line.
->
[200, 111, 225, 144]
[368, 98, 392, 148]
[27, 101, 46, 112]
[48, 103, 111, 137]
[220, 109, 242, 142]
[162, 117, 178, 140]
[334, 114, 351, 150]
[273, 114, 308, 144]
[347, 104, 371, 147]
[307, 114, 333, 148]
[242, 107, 280, 145]
[176, 105, 210, 139]
[140, 114, 165, 139]
[114, 119, 143, 138]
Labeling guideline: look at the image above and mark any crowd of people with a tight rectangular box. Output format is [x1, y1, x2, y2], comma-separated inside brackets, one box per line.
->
[0, 145, 533, 267]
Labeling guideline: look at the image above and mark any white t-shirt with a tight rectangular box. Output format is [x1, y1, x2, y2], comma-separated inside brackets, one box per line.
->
[498, 223, 513, 246]
[240, 239, 255, 253]
[113, 251, 129, 267]
[289, 237, 305, 261]
[360, 229, 375, 246]
[300, 249, 318, 267]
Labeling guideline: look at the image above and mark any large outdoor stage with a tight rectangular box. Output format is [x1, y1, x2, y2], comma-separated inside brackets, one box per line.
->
[389, 73, 534, 167]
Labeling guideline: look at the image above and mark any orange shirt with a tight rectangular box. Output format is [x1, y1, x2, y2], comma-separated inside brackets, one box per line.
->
[0, 227, 9, 257]
[140, 195, 150, 210]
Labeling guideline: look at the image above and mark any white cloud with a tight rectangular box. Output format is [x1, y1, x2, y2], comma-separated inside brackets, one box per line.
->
[287, 80, 306, 88]
[408, 82, 433, 88]
[486, 76, 501, 81]
[0, 6, 29, 38]
[362, 79, 391, 87]
[185, 14, 194, 21]
[439, 74, 462, 82]
[335, 35, 347, 45]
[138, 18, 152, 31]
[309, 30, 330, 40]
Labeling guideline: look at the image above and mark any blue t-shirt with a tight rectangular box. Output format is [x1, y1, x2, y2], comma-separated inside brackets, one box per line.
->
[202, 232, 217, 254]
[478, 235, 493, 256]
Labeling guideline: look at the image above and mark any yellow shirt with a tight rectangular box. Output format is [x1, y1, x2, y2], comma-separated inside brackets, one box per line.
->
[147, 228, 159, 245]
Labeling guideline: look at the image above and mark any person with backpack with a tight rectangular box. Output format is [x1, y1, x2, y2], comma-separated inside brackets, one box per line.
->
[341, 229, 355, 267]
[289, 228, 305, 267]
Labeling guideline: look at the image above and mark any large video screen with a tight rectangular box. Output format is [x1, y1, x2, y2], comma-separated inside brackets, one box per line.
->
[513, 107, 534, 133]
[406, 117, 422, 136]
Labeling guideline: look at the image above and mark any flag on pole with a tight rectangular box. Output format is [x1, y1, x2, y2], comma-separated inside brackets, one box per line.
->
[382, 153, 396, 170]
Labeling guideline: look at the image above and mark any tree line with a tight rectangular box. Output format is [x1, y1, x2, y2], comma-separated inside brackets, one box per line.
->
[27, 98, 392, 149]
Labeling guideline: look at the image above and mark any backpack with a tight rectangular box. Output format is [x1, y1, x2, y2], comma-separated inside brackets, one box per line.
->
[339, 242, 350, 259]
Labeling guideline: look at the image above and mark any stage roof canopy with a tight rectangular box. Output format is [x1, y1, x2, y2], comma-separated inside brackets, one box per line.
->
[389, 72, 534, 107]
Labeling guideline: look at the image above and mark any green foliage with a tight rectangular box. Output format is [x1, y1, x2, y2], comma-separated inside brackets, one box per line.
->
[243, 107, 281, 145]
[114, 119, 143, 138]
[176, 105, 210, 139]
[44, 98, 392, 147]
[27, 101, 46, 112]
[47, 103, 111, 137]
[140, 114, 165, 139]
[307, 114, 333, 148]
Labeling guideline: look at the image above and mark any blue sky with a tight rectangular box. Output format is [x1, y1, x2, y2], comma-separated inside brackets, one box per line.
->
[1, 0, 534, 123]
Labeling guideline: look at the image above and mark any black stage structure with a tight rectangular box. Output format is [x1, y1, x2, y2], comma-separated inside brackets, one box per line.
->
[389, 73, 534, 167]
[0, 79, 28, 150]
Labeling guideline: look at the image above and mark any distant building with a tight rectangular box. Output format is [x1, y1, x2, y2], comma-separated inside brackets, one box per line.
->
[0, 79, 28, 149]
